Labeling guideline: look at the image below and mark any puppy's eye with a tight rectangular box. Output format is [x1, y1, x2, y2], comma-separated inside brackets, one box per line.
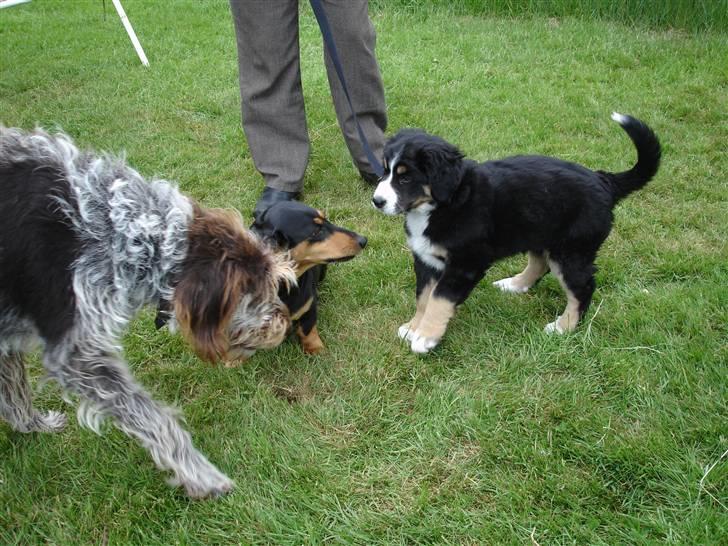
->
[398, 177, 410, 185]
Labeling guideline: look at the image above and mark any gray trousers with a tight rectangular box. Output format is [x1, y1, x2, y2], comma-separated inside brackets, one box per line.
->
[229, 0, 387, 193]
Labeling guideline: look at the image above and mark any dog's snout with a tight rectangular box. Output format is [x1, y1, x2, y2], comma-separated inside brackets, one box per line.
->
[357, 235, 368, 249]
[372, 196, 385, 209]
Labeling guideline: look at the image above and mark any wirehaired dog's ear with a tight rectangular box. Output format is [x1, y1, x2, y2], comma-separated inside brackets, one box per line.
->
[270, 250, 297, 292]
[174, 257, 246, 363]
[174, 207, 259, 363]
[419, 142, 464, 204]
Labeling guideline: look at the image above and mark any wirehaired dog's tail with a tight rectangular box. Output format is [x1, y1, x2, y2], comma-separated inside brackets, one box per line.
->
[602, 112, 661, 202]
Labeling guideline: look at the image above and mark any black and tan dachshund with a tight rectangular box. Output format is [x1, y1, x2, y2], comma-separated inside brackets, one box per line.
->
[155, 201, 365, 357]
[251, 201, 367, 354]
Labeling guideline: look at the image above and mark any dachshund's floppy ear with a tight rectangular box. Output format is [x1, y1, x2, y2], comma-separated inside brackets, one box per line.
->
[251, 208, 270, 236]
[252, 204, 268, 224]
[251, 209, 290, 248]
[418, 141, 464, 204]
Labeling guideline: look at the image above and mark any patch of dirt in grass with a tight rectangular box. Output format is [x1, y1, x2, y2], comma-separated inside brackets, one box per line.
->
[271, 375, 314, 404]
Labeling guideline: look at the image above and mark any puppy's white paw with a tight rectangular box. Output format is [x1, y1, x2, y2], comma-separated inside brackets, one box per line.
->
[398, 323, 415, 341]
[544, 320, 565, 335]
[410, 333, 440, 354]
[493, 277, 529, 294]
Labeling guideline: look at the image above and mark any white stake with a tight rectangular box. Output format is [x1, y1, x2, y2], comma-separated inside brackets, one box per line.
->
[0, 0, 32, 9]
[111, 0, 149, 67]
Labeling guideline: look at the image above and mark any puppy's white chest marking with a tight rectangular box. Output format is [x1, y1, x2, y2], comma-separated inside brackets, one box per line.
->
[406, 208, 447, 271]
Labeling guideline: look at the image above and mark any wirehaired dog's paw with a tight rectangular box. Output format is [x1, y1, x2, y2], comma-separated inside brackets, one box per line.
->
[20, 410, 68, 433]
[410, 332, 440, 354]
[398, 322, 416, 341]
[493, 277, 529, 294]
[171, 467, 235, 499]
[38, 410, 68, 432]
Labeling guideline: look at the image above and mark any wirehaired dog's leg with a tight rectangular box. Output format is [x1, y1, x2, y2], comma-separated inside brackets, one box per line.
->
[0, 351, 67, 433]
[44, 343, 233, 498]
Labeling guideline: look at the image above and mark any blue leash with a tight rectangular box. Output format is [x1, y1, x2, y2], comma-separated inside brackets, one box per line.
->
[309, 0, 384, 178]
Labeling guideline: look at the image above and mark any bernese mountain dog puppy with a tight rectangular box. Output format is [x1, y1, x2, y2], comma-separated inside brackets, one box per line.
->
[372, 113, 661, 353]
[251, 201, 367, 354]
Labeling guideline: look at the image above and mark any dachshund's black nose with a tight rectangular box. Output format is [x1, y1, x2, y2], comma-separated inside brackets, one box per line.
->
[371, 196, 385, 209]
[357, 235, 368, 249]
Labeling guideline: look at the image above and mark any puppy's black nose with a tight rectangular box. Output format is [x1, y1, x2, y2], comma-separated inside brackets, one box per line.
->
[357, 235, 368, 249]
[372, 196, 385, 209]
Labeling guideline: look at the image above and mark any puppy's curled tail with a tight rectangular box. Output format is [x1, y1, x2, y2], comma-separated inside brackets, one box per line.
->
[603, 112, 661, 202]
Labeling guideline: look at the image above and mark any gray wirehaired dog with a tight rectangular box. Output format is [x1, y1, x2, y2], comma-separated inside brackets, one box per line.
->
[0, 127, 295, 498]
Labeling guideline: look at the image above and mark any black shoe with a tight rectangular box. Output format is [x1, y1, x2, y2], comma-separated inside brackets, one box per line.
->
[359, 169, 380, 185]
[253, 186, 300, 221]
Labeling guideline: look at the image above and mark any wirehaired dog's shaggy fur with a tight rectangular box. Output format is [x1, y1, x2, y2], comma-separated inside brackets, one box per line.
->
[0, 127, 295, 498]
[372, 113, 661, 353]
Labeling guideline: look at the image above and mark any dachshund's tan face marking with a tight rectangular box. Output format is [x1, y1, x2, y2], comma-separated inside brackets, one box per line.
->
[290, 231, 364, 275]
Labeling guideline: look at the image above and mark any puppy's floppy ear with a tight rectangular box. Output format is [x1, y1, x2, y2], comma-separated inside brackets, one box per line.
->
[418, 141, 464, 204]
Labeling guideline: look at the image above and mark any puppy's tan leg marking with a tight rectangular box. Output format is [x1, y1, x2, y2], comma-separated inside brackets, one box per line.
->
[410, 295, 456, 353]
[398, 281, 435, 341]
[493, 252, 549, 294]
[298, 325, 324, 355]
[544, 259, 581, 334]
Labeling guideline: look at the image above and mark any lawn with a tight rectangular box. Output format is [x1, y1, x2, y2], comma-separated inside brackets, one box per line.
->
[1, 1, 726, 544]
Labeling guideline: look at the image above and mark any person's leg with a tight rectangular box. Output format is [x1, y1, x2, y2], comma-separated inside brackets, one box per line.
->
[320, 0, 387, 181]
[229, 0, 308, 195]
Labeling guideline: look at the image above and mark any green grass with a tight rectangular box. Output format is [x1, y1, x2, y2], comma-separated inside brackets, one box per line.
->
[1, 1, 727, 544]
[374, 0, 728, 33]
